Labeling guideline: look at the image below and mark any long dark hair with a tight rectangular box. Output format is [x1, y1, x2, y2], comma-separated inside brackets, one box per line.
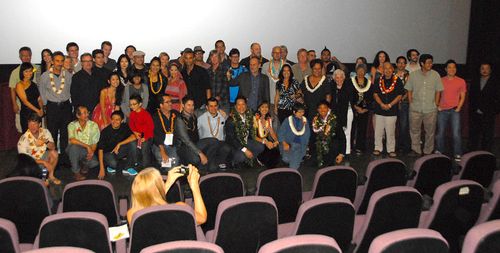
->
[40, 49, 52, 73]
[108, 72, 124, 106]
[19, 62, 34, 81]
[278, 64, 294, 83]
[372, 51, 390, 69]
[116, 54, 131, 80]
[256, 101, 272, 120]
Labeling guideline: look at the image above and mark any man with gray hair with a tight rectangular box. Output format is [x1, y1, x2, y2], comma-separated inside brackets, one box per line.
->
[280, 45, 295, 65]
[262, 46, 284, 109]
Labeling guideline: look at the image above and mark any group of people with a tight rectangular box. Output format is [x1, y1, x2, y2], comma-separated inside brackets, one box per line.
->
[11, 40, 499, 184]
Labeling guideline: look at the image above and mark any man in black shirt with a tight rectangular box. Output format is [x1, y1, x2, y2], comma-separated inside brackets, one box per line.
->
[181, 48, 211, 112]
[71, 53, 99, 115]
[175, 96, 209, 167]
[92, 49, 111, 93]
[131, 50, 148, 81]
[101, 41, 117, 71]
[240, 42, 268, 70]
[152, 94, 179, 170]
[97, 111, 136, 179]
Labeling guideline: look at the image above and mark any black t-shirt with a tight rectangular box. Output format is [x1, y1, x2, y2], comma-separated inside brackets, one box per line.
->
[373, 75, 404, 116]
[301, 76, 332, 120]
[181, 65, 210, 109]
[98, 123, 133, 153]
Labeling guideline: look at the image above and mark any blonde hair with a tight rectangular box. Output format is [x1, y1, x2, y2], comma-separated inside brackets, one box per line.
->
[130, 168, 167, 211]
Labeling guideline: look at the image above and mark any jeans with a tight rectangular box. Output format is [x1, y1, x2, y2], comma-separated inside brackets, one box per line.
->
[281, 143, 305, 169]
[103, 142, 134, 171]
[436, 109, 462, 155]
[130, 139, 152, 168]
[152, 144, 179, 170]
[66, 144, 99, 173]
[397, 102, 411, 152]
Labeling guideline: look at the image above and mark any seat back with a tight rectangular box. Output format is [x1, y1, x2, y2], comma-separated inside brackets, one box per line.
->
[354, 186, 422, 253]
[199, 173, 245, 232]
[312, 166, 358, 202]
[212, 196, 277, 253]
[256, 168, 302, 223]
[368, 228, 448, 253]
[129, 205, 198, 253]
[293, 196, 354, 251]
[36, 212, 111, 253]
[62, 180, 120, 226]
[410, 154, 452, 197]
[424, 180, 484, 253]
[0, 177, 52, 243]
[462, 220, 500, 253]
[0, 218, 20, 253]
[357, 159, 407, 214]
[459, 151, 496, 188]
[477, 180, 500, 224]
[139, 240, 224, 253]
[25, 246, 94, 253]
[258, 234, 341, 253]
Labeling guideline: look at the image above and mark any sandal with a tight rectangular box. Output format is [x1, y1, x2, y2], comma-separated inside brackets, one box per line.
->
[48, 177, 61, 185]
[389, 152, 397, 158]
[372, 150, 381, 156]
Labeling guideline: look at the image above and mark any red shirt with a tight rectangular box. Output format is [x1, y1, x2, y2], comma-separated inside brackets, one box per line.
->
[129, 109, 154, 140]
[439, 76, 466, 110]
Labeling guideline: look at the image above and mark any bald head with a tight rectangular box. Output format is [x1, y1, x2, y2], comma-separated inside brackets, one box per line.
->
[383, 62, 394, 78]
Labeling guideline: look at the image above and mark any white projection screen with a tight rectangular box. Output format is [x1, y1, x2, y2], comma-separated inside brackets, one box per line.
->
[0, 0, 471, 64]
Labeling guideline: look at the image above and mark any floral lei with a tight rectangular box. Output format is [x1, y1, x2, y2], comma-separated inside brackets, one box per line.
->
[379, 74, 398, 94]
[312, 110, 337, 167]
[49, 67, 65, 95]
[254, 113, 271, 138]
[231, 108, 255, 147]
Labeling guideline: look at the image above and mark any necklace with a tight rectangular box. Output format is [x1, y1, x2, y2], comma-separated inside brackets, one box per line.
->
[157, 109, 175, 134]
[351, 77, 371, 93]
[255, 115, 271, 138]
[149, 72, 163, 94]
[304, 75, 326, 93]
[288, 116, 307, 136]
[379, 74, 398, 94]
[181, 113, 196, 131]
[207, 114, 221, 138]
[268, 60, 283, 82]
[49, 67, 65, 95]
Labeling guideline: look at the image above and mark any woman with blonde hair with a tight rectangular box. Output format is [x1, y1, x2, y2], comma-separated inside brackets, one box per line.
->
[127, 165, 207, 225]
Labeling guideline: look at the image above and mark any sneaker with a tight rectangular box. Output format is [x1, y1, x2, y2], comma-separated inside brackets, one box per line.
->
[454, 155, 461, 162]
[122, 168, 138, 176]
[106, 167, 116, 174]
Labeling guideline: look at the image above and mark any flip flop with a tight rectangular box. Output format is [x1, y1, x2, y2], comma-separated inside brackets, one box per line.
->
[48, 177, 61, 185]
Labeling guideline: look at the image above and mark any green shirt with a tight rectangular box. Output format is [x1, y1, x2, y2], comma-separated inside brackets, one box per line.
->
[405, 69, 444, 113]
[68, 120, 100, 145]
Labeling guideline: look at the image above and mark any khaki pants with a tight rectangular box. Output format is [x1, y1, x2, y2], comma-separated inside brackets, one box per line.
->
[409, 110, 437, 154]
[374, 115, 397, 153]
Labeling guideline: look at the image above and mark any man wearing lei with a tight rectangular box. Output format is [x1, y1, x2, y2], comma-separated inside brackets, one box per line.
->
[225, 96, 264, 167]
[261, 46, 284, 110]
[373, 62, 404, 157]
[312, 100, 345, 167]
[17, 114, 60, 184]
[278, 103, 310, 169]
[152, 94, 179, 171]
[39, 51, 73, 155]
[197, 97, 232, 172]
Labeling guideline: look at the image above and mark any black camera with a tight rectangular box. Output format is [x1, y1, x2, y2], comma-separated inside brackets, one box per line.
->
[178, 165, 190, 176]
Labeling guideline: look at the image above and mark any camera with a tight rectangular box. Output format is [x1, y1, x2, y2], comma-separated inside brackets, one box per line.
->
[178, 165, 190, 176]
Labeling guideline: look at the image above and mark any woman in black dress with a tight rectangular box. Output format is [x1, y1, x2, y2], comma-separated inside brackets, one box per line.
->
[145, 57, 167, 113]
[16, 62, 43, 132]
[253, 102, 280, 168]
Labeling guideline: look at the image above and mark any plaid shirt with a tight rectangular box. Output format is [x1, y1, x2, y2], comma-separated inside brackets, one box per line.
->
[209, 64, 230, 108]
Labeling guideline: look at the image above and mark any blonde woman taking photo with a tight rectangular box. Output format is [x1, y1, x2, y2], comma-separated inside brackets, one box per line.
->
[127, 165, 207, 225]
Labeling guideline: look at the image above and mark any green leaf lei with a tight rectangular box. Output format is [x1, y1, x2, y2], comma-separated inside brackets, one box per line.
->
[230, 108, 256, 148]
[313, 112, 337, 167]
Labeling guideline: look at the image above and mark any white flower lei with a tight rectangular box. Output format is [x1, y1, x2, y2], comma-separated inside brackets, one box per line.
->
[288, 116, 307, 136]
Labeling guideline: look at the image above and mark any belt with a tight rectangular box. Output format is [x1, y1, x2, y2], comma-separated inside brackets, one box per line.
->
[47, 100, 70, 106]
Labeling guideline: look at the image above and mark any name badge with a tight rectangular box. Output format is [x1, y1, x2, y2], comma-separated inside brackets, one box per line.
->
[164, 133, 173, 146]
